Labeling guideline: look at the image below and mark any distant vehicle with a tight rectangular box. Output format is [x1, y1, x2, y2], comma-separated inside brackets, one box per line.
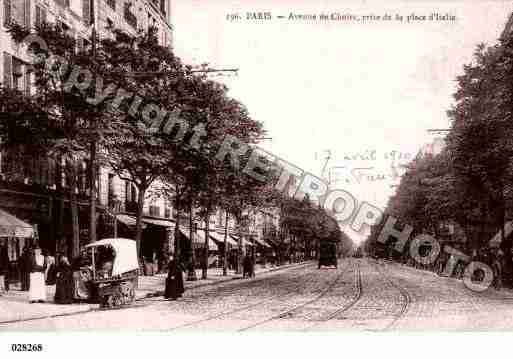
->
[318, 241, 338, 269]
[353, 247, 364, 258]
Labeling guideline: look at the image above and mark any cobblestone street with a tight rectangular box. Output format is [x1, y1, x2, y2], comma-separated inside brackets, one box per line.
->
[3, 258, 513, 331]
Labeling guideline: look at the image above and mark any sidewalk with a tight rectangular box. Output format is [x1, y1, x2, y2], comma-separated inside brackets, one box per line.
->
[0, 261, 308, 325]
[139, 261, 308, 298]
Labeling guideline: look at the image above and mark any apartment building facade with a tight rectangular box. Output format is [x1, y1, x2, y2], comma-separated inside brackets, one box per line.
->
[0, 0, 173, 260]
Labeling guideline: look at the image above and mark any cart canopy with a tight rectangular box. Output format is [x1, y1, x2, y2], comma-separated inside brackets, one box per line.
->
[86, 238, 139, 276]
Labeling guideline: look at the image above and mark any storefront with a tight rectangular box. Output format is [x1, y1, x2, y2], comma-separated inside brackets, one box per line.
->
[0, 208, 36, 281]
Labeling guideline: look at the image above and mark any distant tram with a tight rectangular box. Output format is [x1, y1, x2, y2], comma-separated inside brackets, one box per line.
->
[318, 241, 338, 269]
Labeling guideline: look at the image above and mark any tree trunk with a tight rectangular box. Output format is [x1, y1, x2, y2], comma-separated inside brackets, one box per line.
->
[135, 185, 146, 260]
[236, 234, 242, 274]
[202, 209, 210, 280]
[58, 197, 66, 257]
[69, 162, 80, 259]
[223, 210, 228, 276]
[187, 204, 198, 281]
[174, 195, 181, 261]
[89, 140, 97, 243]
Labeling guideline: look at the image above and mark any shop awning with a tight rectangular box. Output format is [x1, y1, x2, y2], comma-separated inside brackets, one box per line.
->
[209, 231, 238, 246]
[230, 235, 254, 247]
[253, 237, 271, 248]
[142, 217, 174, 228]
[116, 214, 147, 229]
[0, 209, 34, 238]
[192, 230, 218, 250]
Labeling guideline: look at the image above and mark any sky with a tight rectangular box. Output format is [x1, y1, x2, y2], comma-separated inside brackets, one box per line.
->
[170, 0, 513, 243]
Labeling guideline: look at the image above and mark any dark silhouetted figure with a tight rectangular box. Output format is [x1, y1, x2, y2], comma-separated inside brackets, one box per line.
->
[54, 256, 74, 304]
[243, 255, 254, 279]
[165, 256, 184, 300]
[20, 244, 32, 291]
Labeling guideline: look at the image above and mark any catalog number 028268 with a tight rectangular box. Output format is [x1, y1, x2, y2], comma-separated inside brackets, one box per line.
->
[11, 344, 43, 352]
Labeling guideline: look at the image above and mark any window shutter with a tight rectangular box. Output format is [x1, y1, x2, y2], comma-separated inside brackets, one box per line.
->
[24, 0, 30, 28]
[35, 5, 39, 26]
[24, 66, 30, 95]
[3, 52, 12, 88]
[3, 0, 11, 26]
[77, 37, 84, 52]
[82, 0, 90, 24]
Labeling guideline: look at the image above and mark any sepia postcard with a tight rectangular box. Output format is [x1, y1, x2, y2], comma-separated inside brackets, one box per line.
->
[1, 0, 513, 357]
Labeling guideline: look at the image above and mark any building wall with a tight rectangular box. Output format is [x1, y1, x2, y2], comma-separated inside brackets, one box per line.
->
[0, 0, 172, 93]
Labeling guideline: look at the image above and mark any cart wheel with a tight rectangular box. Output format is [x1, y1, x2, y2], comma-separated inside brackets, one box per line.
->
[108, 295, 116, 308]
[113, 294, 123, 307]
[119, 282, 134, 305]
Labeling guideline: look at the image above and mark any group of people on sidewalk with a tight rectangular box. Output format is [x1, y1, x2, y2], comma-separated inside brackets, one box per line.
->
[0, 240, 75, 304]
[1, 242, 260, 305]
[26, 247, 74, 304]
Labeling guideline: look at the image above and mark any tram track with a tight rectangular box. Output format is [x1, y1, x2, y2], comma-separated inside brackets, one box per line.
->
[166, 263, 325, 330]
[372, 261, 412, 331]
[236, 261, 351, 332]
[301, 260, 362, 331]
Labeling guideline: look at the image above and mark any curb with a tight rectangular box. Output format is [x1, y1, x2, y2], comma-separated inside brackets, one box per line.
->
[140, 261, 312, 299]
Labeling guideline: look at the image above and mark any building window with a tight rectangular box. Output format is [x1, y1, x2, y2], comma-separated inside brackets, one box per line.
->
[3, 0, 30, 27]
[124, 3, 137, 29]
[108, 173, 115, 205]
[149, 205, 160, 217]
[106, 0, 115, 11]
[159, 0, 166, 16]
[125, 181, 137, 203]
[82, 0, 92, 25]
[164, 207, 171, 218]
[56, 0, 71, 8]
[35, 5, 47, 27]
[3, 53, 29, 92]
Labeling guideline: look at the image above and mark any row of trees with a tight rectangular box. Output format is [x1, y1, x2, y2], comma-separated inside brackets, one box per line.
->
[0, 22, 350, 278]
[364, 31, 513, 284]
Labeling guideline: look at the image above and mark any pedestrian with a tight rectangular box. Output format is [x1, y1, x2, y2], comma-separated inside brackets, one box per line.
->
[249, 254, 255, 278]
[44, 251, 57, 286]
[164, 255, 184, 300]
[0, 239, 10, 295]
[54, 256, 74, 304]
[492, 250, 503, 290]
[29, 246, 46, 303]
[243, 255, 251, 278]
[19, 244, 32, 291]
[72, 248, 92, 301]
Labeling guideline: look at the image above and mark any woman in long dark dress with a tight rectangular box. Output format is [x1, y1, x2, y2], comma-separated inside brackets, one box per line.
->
[19, 245, 32, 291]
[54, 256, 74, 304]
[164, 256, 184, 300]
